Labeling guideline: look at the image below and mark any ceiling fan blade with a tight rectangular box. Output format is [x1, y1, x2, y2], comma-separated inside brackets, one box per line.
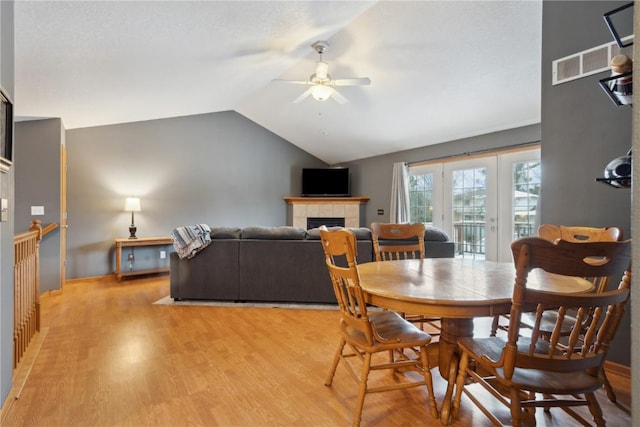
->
[272, 79, 310, 85]
[293, 88, 313, 104]
[329, 87, 348, 104]
[333, 77, 371, 87]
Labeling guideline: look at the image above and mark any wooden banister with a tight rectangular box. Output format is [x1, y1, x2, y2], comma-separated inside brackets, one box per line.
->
[40, 221, 58, 237]
[12, 220, 57, 369]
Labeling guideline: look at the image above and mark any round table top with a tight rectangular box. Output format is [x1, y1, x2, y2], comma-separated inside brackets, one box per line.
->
[357, 258, 594, 319]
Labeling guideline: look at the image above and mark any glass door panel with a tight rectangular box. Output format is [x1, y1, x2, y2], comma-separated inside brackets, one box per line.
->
[444, 157, 497, 261]
[409, 163, 444, 229]
[497, 150, 541, 261]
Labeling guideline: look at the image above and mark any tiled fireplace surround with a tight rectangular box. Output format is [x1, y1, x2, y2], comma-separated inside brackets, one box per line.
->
[284, 197, 370, 229]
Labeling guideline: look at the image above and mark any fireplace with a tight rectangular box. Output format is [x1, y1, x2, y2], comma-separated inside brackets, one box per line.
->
[283, 196, 370, 229]
[307, 217, 345, 229]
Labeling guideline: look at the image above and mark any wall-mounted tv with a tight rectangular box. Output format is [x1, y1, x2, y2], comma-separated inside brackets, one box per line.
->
[301, 167, 350, 197]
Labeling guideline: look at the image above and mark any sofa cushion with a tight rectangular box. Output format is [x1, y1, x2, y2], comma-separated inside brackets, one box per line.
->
[210, 227, 242, 239]
[241, 226, 307, 240]
[306, 227, 372, 240]
[425, 226, 450, 242]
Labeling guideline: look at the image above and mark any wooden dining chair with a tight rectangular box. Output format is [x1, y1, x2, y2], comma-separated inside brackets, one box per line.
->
[540, 225, 622, 293]
[370, 222, 441, 335]
[538, 224, 622, 246]
[491, 224, 623, 402]
[452, 237, 631, 427]
[319, 226, 439, 426]
[370, 222, 426, 261]
[491, 225, 622, 333]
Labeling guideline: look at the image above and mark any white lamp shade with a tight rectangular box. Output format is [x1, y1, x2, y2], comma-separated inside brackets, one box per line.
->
[124, 197, 141, 212]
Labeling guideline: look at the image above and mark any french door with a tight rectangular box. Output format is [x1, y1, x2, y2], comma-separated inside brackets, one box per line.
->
[409, 147, 540, 262]
[444, 156, 498, 260]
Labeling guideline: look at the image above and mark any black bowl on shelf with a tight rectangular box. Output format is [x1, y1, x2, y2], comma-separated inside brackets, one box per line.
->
[596, 149, 632, 188]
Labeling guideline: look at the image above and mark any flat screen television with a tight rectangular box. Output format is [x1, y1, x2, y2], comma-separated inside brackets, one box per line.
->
[301, 168, 350, 197]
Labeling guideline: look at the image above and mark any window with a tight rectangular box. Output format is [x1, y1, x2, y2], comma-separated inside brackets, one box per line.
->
[512, 160, 541, 239]
[452, 166, 488, 256]
[409, 173, 434, 225]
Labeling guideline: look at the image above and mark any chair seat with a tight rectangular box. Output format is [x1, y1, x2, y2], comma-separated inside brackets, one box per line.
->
[342, 310, 432, 351]
[498, 367, 604, 395]
[459, 337, 605, 394]
[458, 336, 556, 361]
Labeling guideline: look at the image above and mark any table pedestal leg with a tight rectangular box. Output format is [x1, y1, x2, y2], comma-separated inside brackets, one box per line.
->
[438, 318, 474, 425]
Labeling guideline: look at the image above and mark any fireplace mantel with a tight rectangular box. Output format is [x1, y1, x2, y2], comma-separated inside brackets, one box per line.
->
[284, 196, 370, 205]
[284, 196, 370, 228]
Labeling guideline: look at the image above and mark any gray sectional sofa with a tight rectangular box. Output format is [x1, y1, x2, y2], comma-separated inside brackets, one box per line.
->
[169, 225, 454, 304]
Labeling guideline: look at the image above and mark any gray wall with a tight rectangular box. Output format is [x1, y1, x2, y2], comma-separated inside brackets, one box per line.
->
[541, 1, 632, 366]
[541, 1, 632, 236]
[0, 0, 14, 407]
[15, 118, 63, 293]
[64, 111, 326, 278]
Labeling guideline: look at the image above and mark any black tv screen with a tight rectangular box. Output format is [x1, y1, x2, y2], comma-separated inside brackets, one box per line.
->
[301, 168, 350, 197]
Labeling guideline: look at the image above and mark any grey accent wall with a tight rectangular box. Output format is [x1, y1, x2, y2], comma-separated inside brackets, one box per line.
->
[0, 0, 14, 407]
[15, 118, 63, 293]
[540, 1, 632, 366]
[541, 1, 632, 235]
[64, 111, 325, 278]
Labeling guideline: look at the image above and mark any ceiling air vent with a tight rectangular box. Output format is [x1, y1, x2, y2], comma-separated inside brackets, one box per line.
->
[552, 35, 633, 85]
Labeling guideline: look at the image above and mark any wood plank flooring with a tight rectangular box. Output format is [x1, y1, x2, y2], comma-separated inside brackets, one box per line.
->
[1, 276, 632, 426]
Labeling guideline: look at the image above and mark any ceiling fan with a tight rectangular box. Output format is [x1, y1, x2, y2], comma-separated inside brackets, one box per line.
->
[273, 41, 371, 104]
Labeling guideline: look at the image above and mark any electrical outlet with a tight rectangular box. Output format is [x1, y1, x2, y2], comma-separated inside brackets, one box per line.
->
[160, 250, 166, 259]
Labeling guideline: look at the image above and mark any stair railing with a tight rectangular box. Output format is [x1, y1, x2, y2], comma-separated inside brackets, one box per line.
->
[13, 220, 57, 369]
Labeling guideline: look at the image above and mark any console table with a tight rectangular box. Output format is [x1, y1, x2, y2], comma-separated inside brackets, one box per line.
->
[115, 236, 173, 280]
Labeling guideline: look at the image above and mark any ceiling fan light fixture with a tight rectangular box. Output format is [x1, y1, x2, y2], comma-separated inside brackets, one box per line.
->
[310, 84, 332, 101]
[273, 40, 369, 104]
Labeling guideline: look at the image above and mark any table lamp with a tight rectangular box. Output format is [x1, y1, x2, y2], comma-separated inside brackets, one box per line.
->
[124, 197, 141, 239]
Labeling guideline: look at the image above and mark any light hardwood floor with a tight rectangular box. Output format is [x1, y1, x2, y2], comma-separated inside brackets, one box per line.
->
[1, 276, 632, 426]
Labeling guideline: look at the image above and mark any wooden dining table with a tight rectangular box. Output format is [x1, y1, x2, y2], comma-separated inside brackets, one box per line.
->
[357, 258, 594, 425]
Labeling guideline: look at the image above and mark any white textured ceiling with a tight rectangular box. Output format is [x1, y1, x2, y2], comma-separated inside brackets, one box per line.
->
[14, 0, 542, 164]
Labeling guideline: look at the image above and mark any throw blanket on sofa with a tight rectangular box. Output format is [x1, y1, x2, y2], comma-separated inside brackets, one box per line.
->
[171, 224, 212, 259]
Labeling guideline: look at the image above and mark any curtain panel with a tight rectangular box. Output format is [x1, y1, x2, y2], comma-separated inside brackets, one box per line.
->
[390, 162, 410, 223]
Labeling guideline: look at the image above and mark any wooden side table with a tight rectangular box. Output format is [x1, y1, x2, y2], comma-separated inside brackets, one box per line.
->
[115, 236, 173, 280]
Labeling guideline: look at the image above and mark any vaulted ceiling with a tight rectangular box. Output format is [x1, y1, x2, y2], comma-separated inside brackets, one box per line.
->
[14, 0, 542, 164]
